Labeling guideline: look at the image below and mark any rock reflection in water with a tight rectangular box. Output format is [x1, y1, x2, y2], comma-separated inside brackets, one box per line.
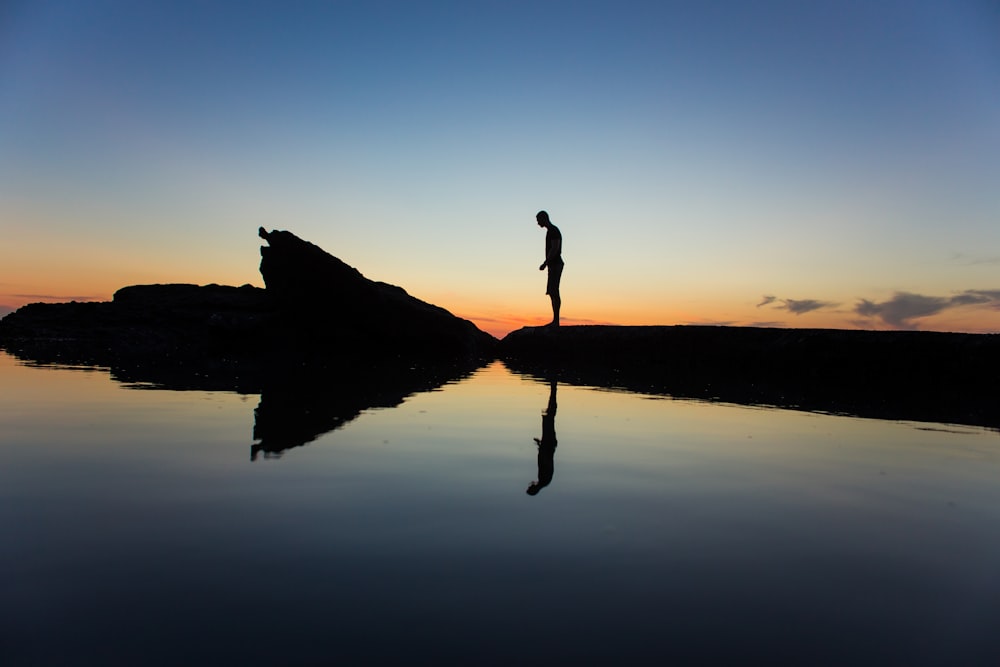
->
[1, 344, 484, 462]
[250, 361, 481, 460]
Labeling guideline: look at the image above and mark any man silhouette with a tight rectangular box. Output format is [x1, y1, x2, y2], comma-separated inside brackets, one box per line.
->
[536, 210, 564, 327]
[527, 379, 558, 496]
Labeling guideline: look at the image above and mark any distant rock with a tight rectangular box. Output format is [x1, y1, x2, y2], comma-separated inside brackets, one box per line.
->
[0, 229, 496, 377]
[0, 284, 269, 375]
[499, 324, 1000, 429]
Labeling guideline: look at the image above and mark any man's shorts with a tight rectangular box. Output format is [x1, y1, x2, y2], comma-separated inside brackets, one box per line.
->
[546, 261, 564, 296]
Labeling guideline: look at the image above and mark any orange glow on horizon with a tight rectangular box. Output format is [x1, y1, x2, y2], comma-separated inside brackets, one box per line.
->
[458, 303, 1000, 340]
[5, 280, 1000, 340]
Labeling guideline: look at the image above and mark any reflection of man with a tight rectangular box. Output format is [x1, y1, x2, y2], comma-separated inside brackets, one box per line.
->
[527, 380, 558, 496]
[536, 210, 563, 327]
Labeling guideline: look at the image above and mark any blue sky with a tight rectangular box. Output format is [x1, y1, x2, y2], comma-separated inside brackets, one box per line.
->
[2, 0, 998, 336]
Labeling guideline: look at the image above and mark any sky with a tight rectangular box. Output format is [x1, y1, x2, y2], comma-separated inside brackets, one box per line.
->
[1, 0, 998, 338]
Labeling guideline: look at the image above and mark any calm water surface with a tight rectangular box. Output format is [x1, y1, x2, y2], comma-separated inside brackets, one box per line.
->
[2, 350, 1000, 665]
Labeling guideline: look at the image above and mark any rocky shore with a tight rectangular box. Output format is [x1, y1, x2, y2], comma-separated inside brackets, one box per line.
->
[0, 229, 495, 390]
[3, 229, 998, 431]
[499, 324, 1000, 429]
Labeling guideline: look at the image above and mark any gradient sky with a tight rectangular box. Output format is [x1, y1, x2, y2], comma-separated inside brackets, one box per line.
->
[2, 0, 998, 337]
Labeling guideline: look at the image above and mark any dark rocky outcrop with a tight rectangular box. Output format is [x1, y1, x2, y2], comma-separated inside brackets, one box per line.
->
[0, 284, 272, 389]
[256, 227, 495, 360]
[0, 229, 496, 383]
[500, 325, 1000, 429]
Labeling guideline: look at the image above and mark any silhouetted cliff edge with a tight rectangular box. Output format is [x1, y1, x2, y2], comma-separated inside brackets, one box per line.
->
[499, 325, 1000, 428]
[0, 229, 495, 384]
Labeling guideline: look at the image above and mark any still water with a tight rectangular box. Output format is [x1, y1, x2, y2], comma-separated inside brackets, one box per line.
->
[3, 350, 1000, 665]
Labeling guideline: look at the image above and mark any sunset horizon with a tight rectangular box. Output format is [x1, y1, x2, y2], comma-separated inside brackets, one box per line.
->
[4, 225, 1000, 340]
[3, 1, 998, 339]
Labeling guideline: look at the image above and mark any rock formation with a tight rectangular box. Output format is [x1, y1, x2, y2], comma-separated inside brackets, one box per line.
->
[499, 324, 1000, 429]
[0, 229, 496, 380]
[256, 227, 495, 360]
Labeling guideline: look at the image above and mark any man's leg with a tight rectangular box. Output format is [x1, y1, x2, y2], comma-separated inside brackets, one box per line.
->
[546, 264, 563, 327]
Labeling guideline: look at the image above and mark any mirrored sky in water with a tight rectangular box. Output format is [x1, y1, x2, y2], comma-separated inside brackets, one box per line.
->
[3, 351, 1000, 665]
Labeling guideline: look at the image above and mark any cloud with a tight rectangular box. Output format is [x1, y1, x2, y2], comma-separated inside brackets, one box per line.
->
[682, 319, 736, 326]
[782, 298, 834, 315]
[758, 295, 836, 315]
[953, 253, 1000, 266]
[13, 294, 101, 301]
[0, 305, 13, 318]
[854, 290, 1000, 329]
[756, 295, 777, 308]
[960, 289, 1000, 304]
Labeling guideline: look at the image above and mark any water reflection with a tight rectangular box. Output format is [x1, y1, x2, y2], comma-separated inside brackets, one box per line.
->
[251, 362, 482, 460]
[528, 379, 558, 495]
[503, 354, 1000, 432]
[0, 345, 486, 461]
[4, 351, 1000, 664]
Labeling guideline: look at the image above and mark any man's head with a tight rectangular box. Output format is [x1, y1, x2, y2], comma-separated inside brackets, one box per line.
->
[536, 210, 550, 228]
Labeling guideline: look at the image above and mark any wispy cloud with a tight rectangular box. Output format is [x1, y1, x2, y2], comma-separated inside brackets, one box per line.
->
[757, 295, 836, 315]
[756, 295, 777, 308]
[953, 252, 1000, 266]
[783, 298, 834, 315]
[854, 290, 1000, 329]
[959, 289, 1000, 303]
[682, 319, 736, 326]
[11, 294, 102, 302]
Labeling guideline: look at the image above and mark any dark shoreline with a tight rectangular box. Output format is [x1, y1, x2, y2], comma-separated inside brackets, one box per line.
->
[4, 316, 999, 431]
[499, 324, 1000, 430]
[4, 229, 997, 432]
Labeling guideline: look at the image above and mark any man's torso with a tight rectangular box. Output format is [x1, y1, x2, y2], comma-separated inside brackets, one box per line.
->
[545, 224, 563, 265]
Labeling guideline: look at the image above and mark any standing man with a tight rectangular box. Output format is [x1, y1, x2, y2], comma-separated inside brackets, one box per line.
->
[536, 210, 564, 328]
